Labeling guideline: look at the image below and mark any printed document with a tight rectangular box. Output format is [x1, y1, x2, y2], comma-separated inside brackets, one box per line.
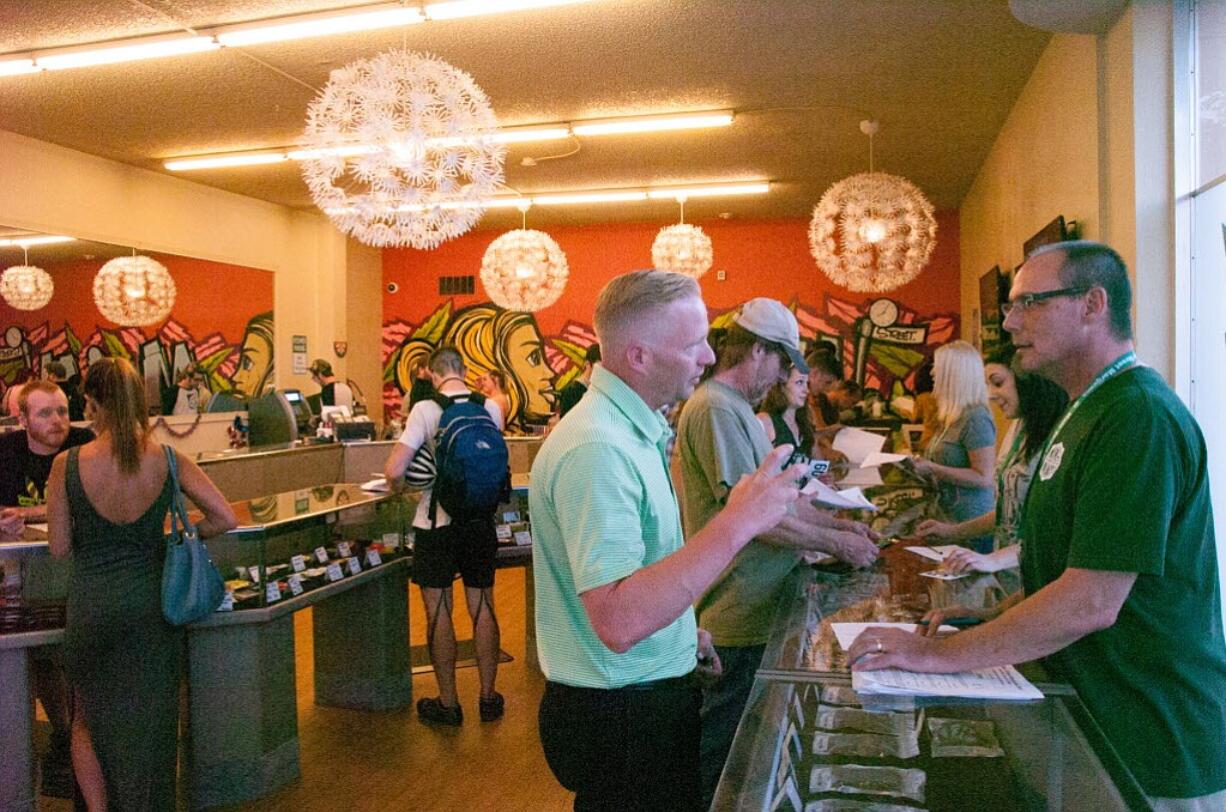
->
[831, 622, 1043, 700]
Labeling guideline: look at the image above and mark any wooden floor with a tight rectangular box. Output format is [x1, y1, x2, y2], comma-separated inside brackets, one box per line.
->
[39, 568, 575, 812]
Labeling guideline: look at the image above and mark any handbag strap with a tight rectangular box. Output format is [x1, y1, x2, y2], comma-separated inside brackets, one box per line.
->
[163, 445, 193, 545]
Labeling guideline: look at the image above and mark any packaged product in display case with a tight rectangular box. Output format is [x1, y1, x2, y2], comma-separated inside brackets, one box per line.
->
[714, 675, 1147, 811]
[202, 483, 408, 610]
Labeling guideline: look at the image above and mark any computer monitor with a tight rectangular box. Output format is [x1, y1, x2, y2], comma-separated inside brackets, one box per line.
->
[280, 389, 314, 434]
[205, 391, 247, 413]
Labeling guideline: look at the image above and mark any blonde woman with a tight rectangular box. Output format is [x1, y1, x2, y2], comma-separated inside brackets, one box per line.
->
[46, 358, 236, 810]
[911, 340, 996, 551]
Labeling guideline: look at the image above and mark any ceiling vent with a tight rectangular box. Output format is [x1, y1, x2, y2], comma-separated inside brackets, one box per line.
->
[439, 275, 475, 295]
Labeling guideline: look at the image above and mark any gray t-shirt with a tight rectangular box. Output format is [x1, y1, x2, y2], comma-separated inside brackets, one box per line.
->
[925, 403, 996, 525]
[677, 379, 801, 647]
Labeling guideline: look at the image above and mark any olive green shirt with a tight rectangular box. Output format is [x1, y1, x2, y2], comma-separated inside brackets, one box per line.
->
[678, 378, 800, 647]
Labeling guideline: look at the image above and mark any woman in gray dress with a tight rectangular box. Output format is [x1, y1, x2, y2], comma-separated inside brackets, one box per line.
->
[46, 358, 235, 811]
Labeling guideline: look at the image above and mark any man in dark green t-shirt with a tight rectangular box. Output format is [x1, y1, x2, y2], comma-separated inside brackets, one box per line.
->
[848, 242, 1226, 808]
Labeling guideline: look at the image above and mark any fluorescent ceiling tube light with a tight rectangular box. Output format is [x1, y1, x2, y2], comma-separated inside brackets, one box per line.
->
[287, 145, 378, 160]
[571, 111, 734, 137]
[0, 58, 39, 76]
[492, 126, 572, 144]
[215, 5, 424, 47]
[424, 0, 593, 21]
[164, 152, 287, 171]
[647, 182, 770, 199]
[36, 34, 218, 71]
[0, 235, 75, 247]
[533, 190, 650, 205]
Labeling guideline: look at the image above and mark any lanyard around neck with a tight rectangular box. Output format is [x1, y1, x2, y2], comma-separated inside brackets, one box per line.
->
[1035, 351, 1137, 466]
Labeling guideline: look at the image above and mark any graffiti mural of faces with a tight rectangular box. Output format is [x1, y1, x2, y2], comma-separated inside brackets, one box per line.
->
[231, 312, 275, 398]
[391, 304, 556, 431]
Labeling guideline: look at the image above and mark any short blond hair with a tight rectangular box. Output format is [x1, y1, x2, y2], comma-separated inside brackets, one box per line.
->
[593, 270, 699, 349]
[932, 340, 988, 428]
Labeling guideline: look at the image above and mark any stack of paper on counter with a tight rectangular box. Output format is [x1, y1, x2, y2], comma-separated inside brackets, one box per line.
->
[832, 427, 886, 464]
[831, 622, 1044, 701]
[804, 480, 878, 511]
[837, 466, 884, 488]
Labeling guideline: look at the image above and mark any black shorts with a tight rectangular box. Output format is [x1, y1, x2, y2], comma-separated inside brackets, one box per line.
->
[411, 517, 498, 589]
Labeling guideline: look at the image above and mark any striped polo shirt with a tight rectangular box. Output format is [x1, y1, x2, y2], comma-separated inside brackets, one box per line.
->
[529, 365, 697, 688]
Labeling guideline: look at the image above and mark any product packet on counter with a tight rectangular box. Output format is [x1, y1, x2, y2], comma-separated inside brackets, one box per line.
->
[808, 765, 926, 804]
[819, 685, 860, 707]
[927, 717, 1005, 758]
[812, 732, 920, 760]
[804, 799, 926, 812]
[816, 706, 916, 737]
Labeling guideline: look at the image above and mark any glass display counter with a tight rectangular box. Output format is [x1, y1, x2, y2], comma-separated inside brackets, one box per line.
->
[201, 482, 409, 610]
[185, 484, 412, 810]
[714, 674, 1149, 811]
[713, 479, 1149, 811]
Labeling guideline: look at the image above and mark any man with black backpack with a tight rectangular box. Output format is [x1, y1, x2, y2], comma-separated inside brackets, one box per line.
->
[385, 347, 510, 726]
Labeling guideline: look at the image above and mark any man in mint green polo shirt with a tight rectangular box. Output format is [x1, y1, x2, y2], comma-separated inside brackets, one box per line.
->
[850, 242, 1226, 810]
[677, 298, 882, 806]
[531, 270, 806, 811]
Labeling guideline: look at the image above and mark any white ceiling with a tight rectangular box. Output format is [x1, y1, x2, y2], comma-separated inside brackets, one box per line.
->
[0, 1, 1051, 232]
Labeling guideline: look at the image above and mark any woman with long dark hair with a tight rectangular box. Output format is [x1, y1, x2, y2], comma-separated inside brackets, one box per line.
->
[756, 366, 816, 456]
[46, 357, 235, 810]
[916, 343, 1069, 574]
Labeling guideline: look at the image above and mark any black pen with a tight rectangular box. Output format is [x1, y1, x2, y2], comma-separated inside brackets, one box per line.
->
[916, 617, 982, 627]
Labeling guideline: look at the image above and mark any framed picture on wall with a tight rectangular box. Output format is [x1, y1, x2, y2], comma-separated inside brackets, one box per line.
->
[1023, 215, 1067, 258]
[979, 265, 1004, 353]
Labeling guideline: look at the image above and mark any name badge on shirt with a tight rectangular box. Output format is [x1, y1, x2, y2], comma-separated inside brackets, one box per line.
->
[1039, 441, 1065, 482]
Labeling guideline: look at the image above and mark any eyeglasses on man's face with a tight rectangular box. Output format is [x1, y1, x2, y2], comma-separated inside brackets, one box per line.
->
[1001, 285, 1090, 318]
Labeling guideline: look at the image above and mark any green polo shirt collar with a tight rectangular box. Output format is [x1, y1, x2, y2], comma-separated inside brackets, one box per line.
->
[588, 365, 671, 453]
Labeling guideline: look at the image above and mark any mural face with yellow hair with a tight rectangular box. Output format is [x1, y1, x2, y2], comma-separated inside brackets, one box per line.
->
[389, 303, 557, 432]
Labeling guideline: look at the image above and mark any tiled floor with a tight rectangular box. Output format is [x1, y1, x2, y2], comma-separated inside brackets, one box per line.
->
[39, 568, 574, 811]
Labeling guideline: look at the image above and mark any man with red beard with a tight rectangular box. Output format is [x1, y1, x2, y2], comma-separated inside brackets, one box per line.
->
[0, 379, 93, 797]
[0, 380, 94, 516]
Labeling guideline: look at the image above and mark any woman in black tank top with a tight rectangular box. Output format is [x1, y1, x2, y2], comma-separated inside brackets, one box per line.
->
[756, 367, 816, 455]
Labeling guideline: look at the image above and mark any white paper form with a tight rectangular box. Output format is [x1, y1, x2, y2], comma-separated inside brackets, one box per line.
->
[860, 451, 909, 468]
[903, 545, 963, 563]
[837, 466, 884, 488]
[831, 622, 955, 648]
[831, 622, 1043, 701]
[832, 427, 886, 465]
[805, 481, 878, 511]
[852, 666, 1043, 701]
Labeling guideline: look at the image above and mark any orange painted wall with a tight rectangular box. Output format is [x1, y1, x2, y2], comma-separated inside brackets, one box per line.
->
[0, 252, 273, 398]
[0, 252, 272, 338]
[383, 212, 961, 335]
